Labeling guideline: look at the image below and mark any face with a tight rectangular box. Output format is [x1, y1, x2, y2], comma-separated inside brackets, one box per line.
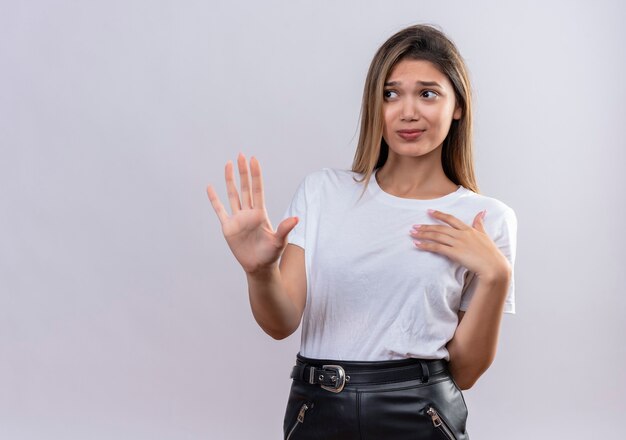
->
[382, 58, 462, 159]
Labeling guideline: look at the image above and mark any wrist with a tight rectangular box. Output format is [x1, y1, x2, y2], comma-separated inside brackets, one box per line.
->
[245, 263, 280, 280]
[476, 264, 511, 285]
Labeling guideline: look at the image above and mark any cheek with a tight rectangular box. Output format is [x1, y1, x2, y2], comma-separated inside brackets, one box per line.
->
[421, 107, 440, 121]
[424, 108, 450, 129]
[382, 109, 394, 135]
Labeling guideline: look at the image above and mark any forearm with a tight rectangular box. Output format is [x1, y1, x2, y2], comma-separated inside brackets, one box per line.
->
[446, 270, 511, 389]
[245, 264, 301, 340]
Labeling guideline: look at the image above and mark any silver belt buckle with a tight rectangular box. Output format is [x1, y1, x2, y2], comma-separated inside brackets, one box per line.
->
[320, 365, 347, 393]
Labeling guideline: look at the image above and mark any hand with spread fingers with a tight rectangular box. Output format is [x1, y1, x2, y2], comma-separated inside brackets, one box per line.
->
[410, 209, 511, 281]
[206, 153, 299, 275]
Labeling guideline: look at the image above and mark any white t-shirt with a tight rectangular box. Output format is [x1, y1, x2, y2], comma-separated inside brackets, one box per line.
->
[281, 167, 517, 361]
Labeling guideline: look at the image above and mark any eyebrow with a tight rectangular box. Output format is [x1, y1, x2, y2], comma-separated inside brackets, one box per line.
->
[384, 80, 443, 88]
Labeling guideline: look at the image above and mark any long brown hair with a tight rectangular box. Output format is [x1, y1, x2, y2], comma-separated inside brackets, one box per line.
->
[352, 23, 479, 199]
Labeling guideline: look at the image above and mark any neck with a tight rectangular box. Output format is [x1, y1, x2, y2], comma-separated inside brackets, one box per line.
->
[375, 149, 458, 199]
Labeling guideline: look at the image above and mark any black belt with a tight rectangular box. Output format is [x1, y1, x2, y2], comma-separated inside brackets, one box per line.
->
[290, 356, 448, 393]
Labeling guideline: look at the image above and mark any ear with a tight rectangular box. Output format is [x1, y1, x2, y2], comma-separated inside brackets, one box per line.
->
[453, 104, 462, 120]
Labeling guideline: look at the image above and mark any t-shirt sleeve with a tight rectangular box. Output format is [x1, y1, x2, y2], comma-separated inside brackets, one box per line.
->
[459, 206, 518, 314]
[281, 175, 308, 250]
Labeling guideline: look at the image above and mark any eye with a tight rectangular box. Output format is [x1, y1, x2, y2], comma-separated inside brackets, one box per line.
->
[422, 90, 438, 99]
[383, 90, 398, 100]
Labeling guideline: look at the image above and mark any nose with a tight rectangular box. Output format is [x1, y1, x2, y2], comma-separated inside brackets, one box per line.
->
[400, 98, 419, 121]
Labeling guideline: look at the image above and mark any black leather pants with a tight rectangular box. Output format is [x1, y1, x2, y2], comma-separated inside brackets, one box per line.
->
[283, 353, 470, 440]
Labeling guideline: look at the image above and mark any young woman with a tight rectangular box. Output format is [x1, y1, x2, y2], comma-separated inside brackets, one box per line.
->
[207, 23, 517, 440]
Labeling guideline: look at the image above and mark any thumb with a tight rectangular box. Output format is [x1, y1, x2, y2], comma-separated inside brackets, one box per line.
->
[275, 216, 299, 242]
[473, 210, 487, 231]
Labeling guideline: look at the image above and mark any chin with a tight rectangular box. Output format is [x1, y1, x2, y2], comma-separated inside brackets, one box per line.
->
[389, 146, 435, 157]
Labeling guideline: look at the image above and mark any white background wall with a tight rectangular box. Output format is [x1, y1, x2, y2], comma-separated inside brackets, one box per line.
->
[1, 0, 624, 438]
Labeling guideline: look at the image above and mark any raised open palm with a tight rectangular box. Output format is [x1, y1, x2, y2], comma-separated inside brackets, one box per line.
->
[206, 153, 298, 274]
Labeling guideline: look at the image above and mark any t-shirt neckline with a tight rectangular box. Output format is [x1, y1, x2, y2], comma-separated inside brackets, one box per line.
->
[367, 168, 467, 208]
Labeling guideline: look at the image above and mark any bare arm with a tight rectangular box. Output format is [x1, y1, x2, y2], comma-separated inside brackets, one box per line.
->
[412, 209, 513, 391]
[446, 270, 511, 390]
[246, 244, 306, 339]
[206, 153, 307, 340]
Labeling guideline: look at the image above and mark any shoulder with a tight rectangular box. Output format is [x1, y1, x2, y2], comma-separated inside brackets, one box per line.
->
[458, 189, 518, 239]
[299, 167, 360, 189]
[460, 188, 517, 222]
[306, 167, 358, 180]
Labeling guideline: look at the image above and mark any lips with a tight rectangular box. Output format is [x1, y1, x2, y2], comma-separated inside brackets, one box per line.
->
[397, 129, 425, 134]
[397, 129, 425, 140]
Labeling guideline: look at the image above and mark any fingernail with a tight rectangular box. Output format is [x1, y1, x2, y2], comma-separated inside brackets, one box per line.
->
[481, 209, 487, 218]
[427, 209, 436, 214]
[412, 224, 422, 230]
